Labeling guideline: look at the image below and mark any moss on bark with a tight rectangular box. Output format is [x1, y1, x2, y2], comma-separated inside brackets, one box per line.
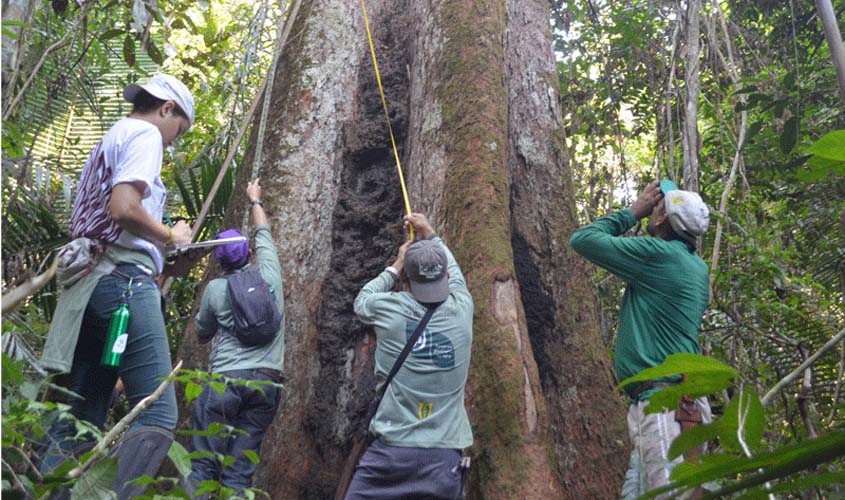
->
[433, 0, 545, 497]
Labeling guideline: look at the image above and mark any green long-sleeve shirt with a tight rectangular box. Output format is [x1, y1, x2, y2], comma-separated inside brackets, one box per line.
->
[570, 209, 709, 400]
[195, 224, 285, 374]
[353, 236, 474, 449]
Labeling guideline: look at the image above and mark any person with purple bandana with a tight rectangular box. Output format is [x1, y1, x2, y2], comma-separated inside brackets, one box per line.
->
[187, 178, 285, 497]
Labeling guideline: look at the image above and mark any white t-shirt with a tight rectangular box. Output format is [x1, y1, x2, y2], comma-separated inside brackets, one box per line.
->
[70, 117, 167, 273]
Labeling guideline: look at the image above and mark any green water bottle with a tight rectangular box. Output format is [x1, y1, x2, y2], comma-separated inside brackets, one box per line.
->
[102, 302, 130, 368]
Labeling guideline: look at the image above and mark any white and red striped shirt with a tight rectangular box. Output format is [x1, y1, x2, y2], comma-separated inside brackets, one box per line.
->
[70, 117, 167, 273]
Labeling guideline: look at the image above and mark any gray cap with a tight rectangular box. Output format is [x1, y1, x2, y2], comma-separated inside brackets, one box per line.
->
[124, 73, 195, 128]
[404, 239, 449, 303]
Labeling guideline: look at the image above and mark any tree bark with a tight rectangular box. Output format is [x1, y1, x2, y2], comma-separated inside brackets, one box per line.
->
[815, 0, 845, 109]
[682, 0, 702, 191]
[175, 0, 628, 498]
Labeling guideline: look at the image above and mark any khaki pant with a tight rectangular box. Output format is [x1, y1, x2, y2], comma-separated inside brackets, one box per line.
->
[621, 397, 711, 500]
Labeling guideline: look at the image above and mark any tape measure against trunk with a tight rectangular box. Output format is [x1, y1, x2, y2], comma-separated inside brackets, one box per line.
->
[360, 0, 415, 239]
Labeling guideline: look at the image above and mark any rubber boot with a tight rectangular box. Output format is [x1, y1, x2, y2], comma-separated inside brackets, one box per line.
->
[112, 427, 173, 500]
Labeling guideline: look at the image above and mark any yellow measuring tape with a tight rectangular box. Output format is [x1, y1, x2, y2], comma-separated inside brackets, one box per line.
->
[360, 0, 414, 239]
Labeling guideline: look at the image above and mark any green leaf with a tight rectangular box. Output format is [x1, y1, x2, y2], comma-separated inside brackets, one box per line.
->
[783, 154, 812, 170]
[70, 457, 117, 500]
[807, 129, 845, 160]
[735, 93, 770, 112]
[617, 355, 735, 414]
[668, 422, 720, 460]
[209, 381, 226, 394]
[733, 85, 758, 95]
[743, 121, 763, 146]
[779, 116, 798, 154]
[733, 471, 845, 500]
[122, 35, 136, 67]
[185, 381, 203, 403]
[100, 29, 125, 40]
[719, 388, 765, 453]
[782, 71, 796, 91]
[618, 354, 736, 390]
[796, 155, 845, 182]
[2, 353, 24, 385]
[146, 41, 164, 65]
[168, 441, 193, 478]
[638, 432, 845, 500]
[242, 449, 260, 465]
[20, 381, 41, 401]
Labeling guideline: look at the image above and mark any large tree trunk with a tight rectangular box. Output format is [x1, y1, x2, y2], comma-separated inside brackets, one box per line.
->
[176, 1, 628, 498]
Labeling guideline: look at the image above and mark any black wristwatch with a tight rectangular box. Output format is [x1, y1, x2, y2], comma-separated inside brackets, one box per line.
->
[250, 200, 263, 207]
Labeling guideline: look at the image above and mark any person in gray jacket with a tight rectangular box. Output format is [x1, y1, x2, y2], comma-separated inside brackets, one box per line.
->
[187, 179, 285, 496]
[346, 213, 473, 500]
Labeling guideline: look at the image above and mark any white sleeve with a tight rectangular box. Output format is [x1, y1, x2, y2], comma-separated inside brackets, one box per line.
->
[111, 126, 163, 199]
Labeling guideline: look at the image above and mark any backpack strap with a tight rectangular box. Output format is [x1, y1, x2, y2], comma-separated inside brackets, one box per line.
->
[366, 302, 440, 423]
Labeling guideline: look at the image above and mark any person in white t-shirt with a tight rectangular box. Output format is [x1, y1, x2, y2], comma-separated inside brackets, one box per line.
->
[37, 74, 195, 499]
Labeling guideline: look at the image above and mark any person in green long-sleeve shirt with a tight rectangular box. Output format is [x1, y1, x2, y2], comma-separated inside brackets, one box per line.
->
[570, 180, 711, 500]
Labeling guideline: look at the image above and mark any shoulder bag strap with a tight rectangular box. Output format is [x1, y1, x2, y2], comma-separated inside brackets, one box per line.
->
[366, 302, 440, 422]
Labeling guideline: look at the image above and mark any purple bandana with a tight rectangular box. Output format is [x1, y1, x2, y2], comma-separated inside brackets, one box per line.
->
[214, 229, 249, 271]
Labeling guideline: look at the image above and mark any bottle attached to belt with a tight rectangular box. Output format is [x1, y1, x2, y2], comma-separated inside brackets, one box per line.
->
[102, 278, 132, 368]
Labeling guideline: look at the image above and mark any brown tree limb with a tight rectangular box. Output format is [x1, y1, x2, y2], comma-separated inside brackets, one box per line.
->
[2, 35, 72, 120]
[796, 345, 819, 439]
[815, 0, 845, 108]
[762, 328, 845, 406]
[67, 360, 183, 480]
[682, 0, 701, 191]
[1, 258, 58, 315]
[708, 0, 749, 292]
[826, 337, 844, 425]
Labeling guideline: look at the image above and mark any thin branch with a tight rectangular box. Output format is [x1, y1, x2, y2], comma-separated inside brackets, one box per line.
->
[815, 0, 845, 108]
[735, 387, 776, 500]
[796, 343, 819, 439]
[5, 445, 44, 482]
[762, 328, 845, 406]
[67, 360, 183, 479]
[1, 457, 28, 496]
[1, 258, 59, 315]
[3, 36, 72, 120]
[826, 336, 844, 424]
[708, 0, 749, 293]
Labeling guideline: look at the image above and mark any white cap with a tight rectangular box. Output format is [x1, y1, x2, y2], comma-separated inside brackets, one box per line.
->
[664, 190, 710, 243]
[123, 73, 195, 128]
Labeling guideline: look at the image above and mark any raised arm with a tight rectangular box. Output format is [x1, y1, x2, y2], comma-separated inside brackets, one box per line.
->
[353, 240, 410, 323]
[570, 180, 665, 282]
[246, 179, 283, 295]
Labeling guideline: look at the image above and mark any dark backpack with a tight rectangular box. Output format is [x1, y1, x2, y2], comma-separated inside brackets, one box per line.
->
[225, 265, 283, 346]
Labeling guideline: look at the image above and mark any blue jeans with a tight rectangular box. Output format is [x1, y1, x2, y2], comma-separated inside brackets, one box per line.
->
[188, 368, 282, 495]
[38, 264, 177, 473]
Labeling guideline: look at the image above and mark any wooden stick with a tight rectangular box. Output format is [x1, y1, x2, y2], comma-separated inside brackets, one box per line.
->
[1, 259, 58, 315]
[3, 34, 73, 120]
[67, 360, 183, 479]
[762, 329, 845, 406]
